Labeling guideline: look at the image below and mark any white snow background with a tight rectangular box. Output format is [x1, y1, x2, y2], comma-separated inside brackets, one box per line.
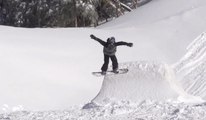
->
[1, 0, 206, 119]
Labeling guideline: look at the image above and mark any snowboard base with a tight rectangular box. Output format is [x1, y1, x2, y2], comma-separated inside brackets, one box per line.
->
[92, 68, 128, 77]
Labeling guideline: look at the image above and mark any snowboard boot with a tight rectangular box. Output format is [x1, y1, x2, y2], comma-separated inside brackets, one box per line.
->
[113, 69, 119, 74]
[101, 71, 106, 75]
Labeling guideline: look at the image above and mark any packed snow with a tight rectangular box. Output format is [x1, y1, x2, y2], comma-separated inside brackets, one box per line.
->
[91, 61, 204, 106]
[93, 62, 188, 104]
[174, 32, 206, 100]
[1, 0, 206, 119]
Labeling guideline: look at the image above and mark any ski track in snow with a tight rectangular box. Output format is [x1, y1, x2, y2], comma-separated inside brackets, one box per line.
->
[174, 32, 206, 99]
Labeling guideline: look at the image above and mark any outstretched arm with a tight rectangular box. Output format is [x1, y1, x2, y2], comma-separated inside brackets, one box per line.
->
[90, 34, 106, 46]
[115, 41, 133, 47]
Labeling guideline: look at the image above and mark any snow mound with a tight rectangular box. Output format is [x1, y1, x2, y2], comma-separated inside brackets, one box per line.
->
[91, 61, 203, 105]
[174, 32, 206, 99]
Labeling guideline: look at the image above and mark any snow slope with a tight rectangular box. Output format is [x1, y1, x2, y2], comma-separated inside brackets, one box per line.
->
[0, 27, 105, 112]
[0, 0, 206, 118]
[99, 0, 206, 63]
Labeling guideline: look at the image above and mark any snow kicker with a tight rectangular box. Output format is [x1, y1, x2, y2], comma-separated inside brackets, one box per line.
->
[91, 61, 201, 105]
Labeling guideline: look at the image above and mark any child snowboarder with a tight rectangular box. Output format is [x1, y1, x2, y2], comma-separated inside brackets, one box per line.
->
[90, 34, 133, 75]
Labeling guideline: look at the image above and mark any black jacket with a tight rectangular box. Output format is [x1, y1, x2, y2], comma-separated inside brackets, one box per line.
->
[92, 36, 132, 56]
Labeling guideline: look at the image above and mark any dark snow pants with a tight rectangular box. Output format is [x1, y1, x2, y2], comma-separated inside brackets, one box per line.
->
[101, 54, 118, 72]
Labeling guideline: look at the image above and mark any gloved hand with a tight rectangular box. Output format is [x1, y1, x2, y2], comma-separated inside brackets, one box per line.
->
[90, 34, 96, 39]
[127, 43, 133, 47]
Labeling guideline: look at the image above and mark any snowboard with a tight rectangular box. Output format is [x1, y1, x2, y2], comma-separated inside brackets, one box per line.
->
[92, 68, 128, 77]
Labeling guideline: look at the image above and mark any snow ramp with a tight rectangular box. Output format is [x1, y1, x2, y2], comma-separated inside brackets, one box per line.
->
[91, 62, 203, 105]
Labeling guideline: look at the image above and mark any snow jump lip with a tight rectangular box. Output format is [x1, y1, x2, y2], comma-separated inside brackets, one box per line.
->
[90, 61, 204, 106]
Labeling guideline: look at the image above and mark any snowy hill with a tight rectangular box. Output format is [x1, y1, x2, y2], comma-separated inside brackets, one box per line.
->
[1, 0, 206, 119]
[101, 0, 206, 28]
[100, 0, 206, 63]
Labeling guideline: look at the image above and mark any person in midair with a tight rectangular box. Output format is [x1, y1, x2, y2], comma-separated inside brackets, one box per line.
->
[90, 34, 133, 75]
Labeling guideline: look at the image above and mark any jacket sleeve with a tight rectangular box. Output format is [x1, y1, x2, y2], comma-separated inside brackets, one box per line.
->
[91, 35, 106, 46]
[95, 38, 106, 46]
[115, 41, 130, 46]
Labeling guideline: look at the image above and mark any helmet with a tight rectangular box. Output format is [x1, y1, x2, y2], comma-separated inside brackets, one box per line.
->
[107, 37, 115, 44]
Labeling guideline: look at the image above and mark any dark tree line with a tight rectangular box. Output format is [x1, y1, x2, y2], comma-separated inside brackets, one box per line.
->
[0, 0, 151, 27]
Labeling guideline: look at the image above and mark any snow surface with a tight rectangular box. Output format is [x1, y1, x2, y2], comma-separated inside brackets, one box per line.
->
[1, 101, 206, 120]
[1, 0, 206, 119]
[174, 32, 206, 100]
[92, 61, 203, 106]
[93, 62, 183, 104]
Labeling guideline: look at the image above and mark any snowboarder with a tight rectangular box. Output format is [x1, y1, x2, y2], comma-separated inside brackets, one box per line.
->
[90, 34, 133, 75]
